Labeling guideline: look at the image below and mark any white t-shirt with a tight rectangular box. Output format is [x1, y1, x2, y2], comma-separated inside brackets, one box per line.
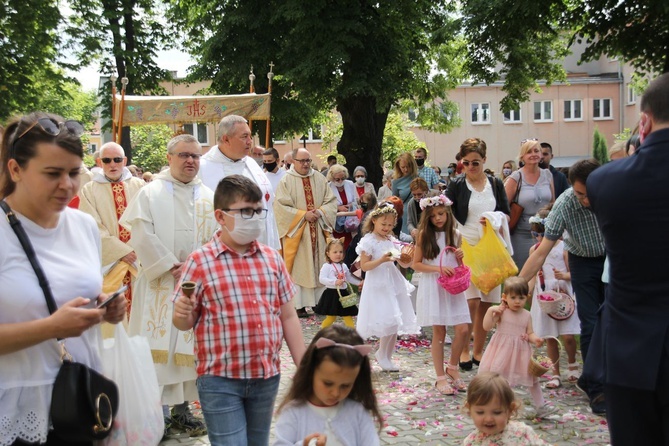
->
[265, 168, 287, 194]
[0, 207, 103, 445]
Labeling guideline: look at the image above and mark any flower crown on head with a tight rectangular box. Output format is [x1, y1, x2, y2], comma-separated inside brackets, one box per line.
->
[419, 194, 453, 211]
[528, 215, 546, 225]
[369, 201, 397, 218]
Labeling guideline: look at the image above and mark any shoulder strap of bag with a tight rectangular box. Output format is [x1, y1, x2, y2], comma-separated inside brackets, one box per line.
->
[513, 172, 522, 203]
[0, 200, 59, 315]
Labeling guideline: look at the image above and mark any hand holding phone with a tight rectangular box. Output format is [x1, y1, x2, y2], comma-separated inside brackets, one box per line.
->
[97, 285, 128, 309]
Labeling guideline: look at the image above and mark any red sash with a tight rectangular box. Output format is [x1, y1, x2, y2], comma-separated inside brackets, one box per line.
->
[111, 183, 133, 316]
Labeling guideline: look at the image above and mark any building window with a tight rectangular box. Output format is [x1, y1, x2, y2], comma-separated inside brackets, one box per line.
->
[408, 108, 418, 121]
[300, 127, 323, 143]
[593, 98, 612, 119]
[533, 101, 553, 122]
[627, 85, 637, 105]
[88, 143, 97, 154]
[183, 123, 209, 145]
[471, 103, 491, 124]
[564, 99, 582, 121]
[503, 108, 521, 123]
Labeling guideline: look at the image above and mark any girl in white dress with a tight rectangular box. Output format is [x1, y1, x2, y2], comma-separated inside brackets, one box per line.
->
[413, 195, 471, 394]
[528, 207, 581, 389]
[356, 201, 420, 371]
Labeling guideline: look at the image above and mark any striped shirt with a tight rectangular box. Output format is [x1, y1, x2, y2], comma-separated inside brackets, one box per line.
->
[544, 188, 605, 257]
[175, 231, 296, 379]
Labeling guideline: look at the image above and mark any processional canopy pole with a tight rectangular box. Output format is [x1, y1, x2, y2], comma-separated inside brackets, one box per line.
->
[249, 66, 256, 133]
[265, 62, 274, 149]
[110, 74, 118, 142]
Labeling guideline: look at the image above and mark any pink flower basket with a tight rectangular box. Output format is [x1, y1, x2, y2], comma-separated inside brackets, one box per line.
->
[436, 246, 471, 295]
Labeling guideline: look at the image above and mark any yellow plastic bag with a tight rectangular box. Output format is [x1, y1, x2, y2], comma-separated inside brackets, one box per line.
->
[461, 223, 518, 294]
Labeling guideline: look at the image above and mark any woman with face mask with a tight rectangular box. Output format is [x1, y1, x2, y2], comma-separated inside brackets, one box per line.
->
[352, 166, 377, 199]
[327, 164, 358, 250]
[499, 160, 517, 182]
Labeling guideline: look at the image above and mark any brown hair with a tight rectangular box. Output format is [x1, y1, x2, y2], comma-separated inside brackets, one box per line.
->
[466, 372, 520, 417]
[503, 276, 530, 297]
[417, 202, 457, 260]
[568, 158, 600, 185]
[325, 238, 345, 263]
[277, 325, 382, 430]
[459, 138, 487, 159]
[640, 73, 669, 124]
[409, 177, 429, 192]
[213, 174, 262, 210]
[529, 204, 553, 233]
[1, 113, 84, 198]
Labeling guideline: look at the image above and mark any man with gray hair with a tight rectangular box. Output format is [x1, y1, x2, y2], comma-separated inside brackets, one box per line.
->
[120, 134, 217, 436]
[198, 115, 280, 249]
[79, 142, 145, 311]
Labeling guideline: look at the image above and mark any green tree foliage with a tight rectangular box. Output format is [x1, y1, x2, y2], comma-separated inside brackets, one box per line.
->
[170, 0, 459, 186]
[130, 124, 173, 174]
[31, 82, 99, 130]
[460, 0, 669, 112]
[382, 110, 423, 165]
[0, 0, 71, 121]
[592, 128, 609, 165]
[66, 0, 173, 162]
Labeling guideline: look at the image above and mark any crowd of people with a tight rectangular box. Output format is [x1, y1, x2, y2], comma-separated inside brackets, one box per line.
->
[2, 72, 669, 446]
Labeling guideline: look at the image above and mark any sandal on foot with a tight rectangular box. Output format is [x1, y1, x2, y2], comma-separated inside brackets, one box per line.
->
[545, 375, 562, 389]
[446, 365, 467, 392]
[435, 376, 455, 395]
[567, 363, 580, 383]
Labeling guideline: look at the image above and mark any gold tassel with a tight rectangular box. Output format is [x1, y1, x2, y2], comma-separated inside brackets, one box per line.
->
[151, 349, 169, 364]
[174, 353, 195, 367]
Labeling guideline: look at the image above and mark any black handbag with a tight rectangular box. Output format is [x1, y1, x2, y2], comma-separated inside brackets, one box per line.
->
[1, 200, 119, 442]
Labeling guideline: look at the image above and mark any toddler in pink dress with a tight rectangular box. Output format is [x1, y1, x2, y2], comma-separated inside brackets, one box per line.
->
[478, 277, 556, 418]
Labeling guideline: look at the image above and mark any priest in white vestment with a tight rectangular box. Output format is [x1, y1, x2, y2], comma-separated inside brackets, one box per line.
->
[79, 142, 144, 310]
[274, 148, 337, 315]
[120, 135, 216, 431]
[199, 115, 280, 250]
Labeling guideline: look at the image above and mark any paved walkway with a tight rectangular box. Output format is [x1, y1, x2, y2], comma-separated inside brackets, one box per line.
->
[161, 316, 611, 445]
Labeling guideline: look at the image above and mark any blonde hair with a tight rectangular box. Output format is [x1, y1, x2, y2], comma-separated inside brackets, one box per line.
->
[326, 164, 349, 181]
[393, 152, 418, 179]
[361, 202, 397, 235]
[519, 140, 541, 160]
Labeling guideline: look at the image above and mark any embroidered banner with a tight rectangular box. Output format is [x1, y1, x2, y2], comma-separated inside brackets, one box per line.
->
[114, 93, 271, 126]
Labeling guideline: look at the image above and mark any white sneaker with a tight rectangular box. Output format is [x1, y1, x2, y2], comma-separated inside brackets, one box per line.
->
[445, 334, 452, 345]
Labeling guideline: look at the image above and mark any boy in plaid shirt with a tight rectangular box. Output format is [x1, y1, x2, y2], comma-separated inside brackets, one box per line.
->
[173, 174, 305, 446]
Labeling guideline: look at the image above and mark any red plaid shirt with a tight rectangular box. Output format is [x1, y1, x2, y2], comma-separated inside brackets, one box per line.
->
[174, 231, 296, 379]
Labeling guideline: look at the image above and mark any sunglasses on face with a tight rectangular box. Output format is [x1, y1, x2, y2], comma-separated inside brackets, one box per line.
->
[462, 160, 482, 167]
[531, 231, 544, 237]
[10, 117, 85, 159]
[101, 157, 125, 164]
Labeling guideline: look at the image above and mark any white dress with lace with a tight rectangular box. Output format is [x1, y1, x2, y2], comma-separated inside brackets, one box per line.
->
[355, 233, 420, 339]
[0, 208, 103, 445]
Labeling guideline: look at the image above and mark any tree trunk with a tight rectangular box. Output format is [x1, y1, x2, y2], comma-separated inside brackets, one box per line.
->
[336, 96, 389, 188]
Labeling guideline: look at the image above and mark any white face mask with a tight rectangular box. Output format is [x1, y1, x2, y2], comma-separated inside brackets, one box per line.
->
[332, 179, 344, 187]
[355, 177, 365, 185]
[223, 212, 265, 245]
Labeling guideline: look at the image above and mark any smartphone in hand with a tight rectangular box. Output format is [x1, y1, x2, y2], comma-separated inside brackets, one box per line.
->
[96, 285, 128, 309]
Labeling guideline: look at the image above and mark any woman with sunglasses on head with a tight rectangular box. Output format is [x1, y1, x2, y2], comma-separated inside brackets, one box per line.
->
[446, 138, 510, 371]
[0, 113, 127, 446]
[504, 139, 555, 271]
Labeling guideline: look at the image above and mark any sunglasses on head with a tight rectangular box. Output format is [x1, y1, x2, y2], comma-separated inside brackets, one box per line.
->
[101, 157, 125, 164]
[10, 117, 85, 159]
[462, 160, 482, 167]
[521, 138, 538, 145]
